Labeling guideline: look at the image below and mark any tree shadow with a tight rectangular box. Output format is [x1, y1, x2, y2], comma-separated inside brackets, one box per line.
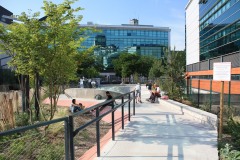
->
[101, 108, 217, 160]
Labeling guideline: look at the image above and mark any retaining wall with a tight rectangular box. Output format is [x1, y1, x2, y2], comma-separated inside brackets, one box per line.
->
[160, 99, 218, 130]
[65, 85, 135, 99]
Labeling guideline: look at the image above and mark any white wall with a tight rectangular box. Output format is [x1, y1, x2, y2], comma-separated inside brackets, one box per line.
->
[185, 0, 200, 65]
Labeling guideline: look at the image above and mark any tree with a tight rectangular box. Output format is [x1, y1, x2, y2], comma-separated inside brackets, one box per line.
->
[148, 59, 164, 79]
[137, 56, 155, 77]
[0, 0, 90, 121]
[161, 49, 186, 99]
[112, 53, 140, 78]
[76, 48, 104, 78]
[112, 53, 154, 83]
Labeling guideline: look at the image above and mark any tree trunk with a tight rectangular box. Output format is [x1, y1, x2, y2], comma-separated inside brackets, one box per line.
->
[35, 73, 40, 119]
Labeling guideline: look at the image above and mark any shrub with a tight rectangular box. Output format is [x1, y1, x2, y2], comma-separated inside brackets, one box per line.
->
[220, 144, 240, 160]
[227, 118, 240, 149]
[15, 112, 29, 127]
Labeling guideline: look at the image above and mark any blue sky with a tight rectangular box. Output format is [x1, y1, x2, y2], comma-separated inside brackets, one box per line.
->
[1, 0, 188, 50]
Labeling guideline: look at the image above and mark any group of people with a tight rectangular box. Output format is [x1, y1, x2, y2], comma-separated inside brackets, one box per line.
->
[135, 82, 161, 103]
[70, 91, 116, 113]
[71, 82, 161, 113]
[79, 77, 99, 88]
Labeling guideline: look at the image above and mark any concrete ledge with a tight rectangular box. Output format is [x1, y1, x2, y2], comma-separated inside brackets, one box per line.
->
[65, 88, 122, 99]
[160, 99, 218, 130]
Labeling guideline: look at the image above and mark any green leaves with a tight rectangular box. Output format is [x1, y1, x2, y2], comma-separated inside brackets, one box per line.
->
[112, 52, 154, 78]
[0, 0, 90, 120]
[220, 143, 240, 160]
[148, 58, 164, 79]
[76, 47, 103, 78]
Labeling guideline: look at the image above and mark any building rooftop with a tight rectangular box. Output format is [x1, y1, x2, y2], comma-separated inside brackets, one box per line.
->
[80, 23, 170, 31]
[80, 19, 170, 31]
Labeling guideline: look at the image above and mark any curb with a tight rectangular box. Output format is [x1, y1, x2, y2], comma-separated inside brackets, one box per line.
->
[160, 99, 218, 130]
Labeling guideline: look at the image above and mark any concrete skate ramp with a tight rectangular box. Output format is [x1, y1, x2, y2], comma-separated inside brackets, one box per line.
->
[64, 85, 135, 99]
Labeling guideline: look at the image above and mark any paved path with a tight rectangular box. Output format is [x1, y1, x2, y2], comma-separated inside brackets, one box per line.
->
[95, 87, 218, 160]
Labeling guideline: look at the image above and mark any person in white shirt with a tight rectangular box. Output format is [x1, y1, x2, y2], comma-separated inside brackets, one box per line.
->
[155, 85, 161, 98]
[135, 83, 142, 103]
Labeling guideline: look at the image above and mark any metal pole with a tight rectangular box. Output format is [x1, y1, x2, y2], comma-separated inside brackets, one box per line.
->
[64, 119, 70, 160]
[128, 93, 131, 121]
[26, 75, 30, 113]
[35, 72, 40, 118]
[198, 79, 200, 108]
[228, 81, 231, 107]
[96, 107, 100, 157]
[133, 91, 135, 115]
[190, 77, 192, 97]
[21, 75, 26, 112]
[111, 104, 115, 141]
[121, 96, 124, 129]
[210, 80, 212, 111]
[219, 81, 224, 140]
[69, 116, 74, 160]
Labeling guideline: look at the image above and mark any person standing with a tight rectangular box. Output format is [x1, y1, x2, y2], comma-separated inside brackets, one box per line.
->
[135, 83, 142, 103]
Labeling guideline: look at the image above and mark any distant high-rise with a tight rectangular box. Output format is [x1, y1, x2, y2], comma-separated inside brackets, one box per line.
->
[0, 6, 13, 68]
[185, 0, 240, 93]
[0, 5, 13, 25]
[80, 19, 171, 70]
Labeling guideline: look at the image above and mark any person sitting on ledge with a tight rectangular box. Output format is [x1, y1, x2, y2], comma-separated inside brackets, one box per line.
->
[146, 91, 156, 103]
[70, 99, 85, 113]
[99, 91, 116, 111]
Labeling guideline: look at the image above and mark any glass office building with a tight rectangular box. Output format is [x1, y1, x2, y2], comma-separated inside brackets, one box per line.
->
[0, 6, 13, 68]
[80, 19, 170, 69]
[185, 0, 240, 96]
[199, 0, 240, 61]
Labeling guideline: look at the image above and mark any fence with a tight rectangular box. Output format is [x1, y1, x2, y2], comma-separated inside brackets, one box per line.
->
[0, 92, 19, 131]
[185, 78, 240, 116]
[186, 51, 240, 72]
[0, 91, 135, 160]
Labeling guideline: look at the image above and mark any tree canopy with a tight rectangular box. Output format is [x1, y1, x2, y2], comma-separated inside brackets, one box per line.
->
[112, 52, 154, 79]
[76, 48, 104, 78]
[160, 49, 186, 99]
[0, 0, 90, 120]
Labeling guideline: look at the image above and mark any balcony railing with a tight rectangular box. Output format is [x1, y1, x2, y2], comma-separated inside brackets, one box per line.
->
[186, 51, 240, 72]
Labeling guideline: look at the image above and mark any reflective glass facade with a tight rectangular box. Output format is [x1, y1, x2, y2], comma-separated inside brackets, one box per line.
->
[81, 24, 170, 69]
[199, 0, 240, 61]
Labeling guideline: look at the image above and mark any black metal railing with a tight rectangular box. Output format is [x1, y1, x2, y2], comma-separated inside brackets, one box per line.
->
[0, 91, 136, 160]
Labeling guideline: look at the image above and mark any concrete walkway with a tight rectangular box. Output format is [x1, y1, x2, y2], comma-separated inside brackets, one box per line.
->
[95, 87, 218, 160]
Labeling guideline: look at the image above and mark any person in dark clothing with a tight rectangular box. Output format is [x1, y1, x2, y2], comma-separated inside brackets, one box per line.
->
[146, 92, 156, 103]
[100, 91, 116, 111]
[147, 82, 152, 95]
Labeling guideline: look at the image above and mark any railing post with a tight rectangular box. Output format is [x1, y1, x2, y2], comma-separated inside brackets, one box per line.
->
[64, 118, 70, 160]
[121, 96, 124, 129]
[96, 107, 100, 157]
[128, 93, 131, 121]
[133, 91, 135, 115]
[228, 81, 231, 107]
[208, 59, 210, 70]
[111, 103, 115, 141]
[210, 80, 212, 111]
[69, 116, 74, 160]
[198, 79, 200, 108]
[190, 77, 192, 97]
